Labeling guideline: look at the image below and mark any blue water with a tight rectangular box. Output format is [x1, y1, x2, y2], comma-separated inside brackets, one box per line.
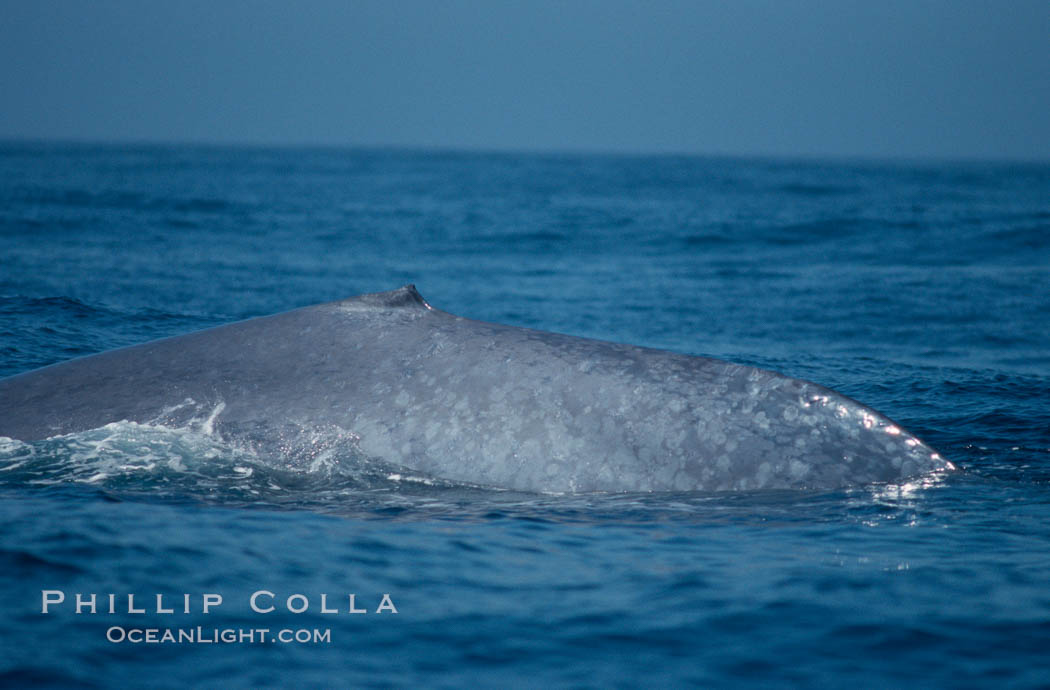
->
[1, 142, 1049, 688]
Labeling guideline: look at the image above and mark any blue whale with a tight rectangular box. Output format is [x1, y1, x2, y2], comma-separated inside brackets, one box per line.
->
[0, 286, 951, 492]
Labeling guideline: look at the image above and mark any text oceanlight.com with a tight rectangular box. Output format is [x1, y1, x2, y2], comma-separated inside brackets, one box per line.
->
[106, 626, 332, 644]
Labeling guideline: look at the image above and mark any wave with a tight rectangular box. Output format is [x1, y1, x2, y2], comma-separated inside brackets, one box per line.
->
[0, 405, 471, 509]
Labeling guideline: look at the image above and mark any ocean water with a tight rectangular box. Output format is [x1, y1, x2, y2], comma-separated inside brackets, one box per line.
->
[0, 142, 1048, 688]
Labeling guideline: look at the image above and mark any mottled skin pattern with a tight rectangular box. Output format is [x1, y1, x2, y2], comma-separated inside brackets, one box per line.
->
[0, 286, 951, 492]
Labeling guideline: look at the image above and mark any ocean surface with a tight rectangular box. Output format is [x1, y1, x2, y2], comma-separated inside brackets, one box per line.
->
[0, 142, 1048, 688]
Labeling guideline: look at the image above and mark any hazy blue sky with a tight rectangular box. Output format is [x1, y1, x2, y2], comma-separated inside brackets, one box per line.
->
[2, 0, 1047, 160]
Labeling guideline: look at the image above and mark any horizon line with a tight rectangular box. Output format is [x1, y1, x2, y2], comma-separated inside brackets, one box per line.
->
[1, 134, 1048, 167]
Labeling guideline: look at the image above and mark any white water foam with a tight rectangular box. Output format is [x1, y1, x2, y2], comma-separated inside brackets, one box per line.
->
[0, 400, 428, 499]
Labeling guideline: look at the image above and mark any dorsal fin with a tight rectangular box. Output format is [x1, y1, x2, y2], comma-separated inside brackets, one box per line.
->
[337, 285, 433, 311]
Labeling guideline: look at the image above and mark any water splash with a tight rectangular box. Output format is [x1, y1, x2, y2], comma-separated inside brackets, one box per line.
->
[0, 400, 452, 508]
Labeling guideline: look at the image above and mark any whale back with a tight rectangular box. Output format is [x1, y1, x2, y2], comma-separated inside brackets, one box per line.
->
[0, 286, 950, 492]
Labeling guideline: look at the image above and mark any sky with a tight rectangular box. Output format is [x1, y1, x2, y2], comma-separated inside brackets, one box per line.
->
[1, 0, 1047, 160]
